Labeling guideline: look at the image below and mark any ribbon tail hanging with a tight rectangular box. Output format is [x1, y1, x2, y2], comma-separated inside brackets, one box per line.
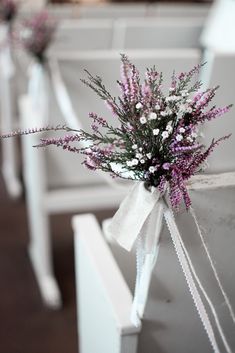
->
[164, 206, 221, 353]
[0, 24, 15, 80]
[28, 62, 50, 125]
[131, 200, 164, 326]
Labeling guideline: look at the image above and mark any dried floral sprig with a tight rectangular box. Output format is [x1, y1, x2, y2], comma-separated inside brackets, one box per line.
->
[18, 11, 56, 63]
[1, 55, 232, 209]
[0, 0, 17, 23]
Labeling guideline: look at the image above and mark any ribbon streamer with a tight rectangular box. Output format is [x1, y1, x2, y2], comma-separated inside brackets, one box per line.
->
[28, 62, 50, 125]
[0, 24, 15, 79]
[107, 182, 232, 353]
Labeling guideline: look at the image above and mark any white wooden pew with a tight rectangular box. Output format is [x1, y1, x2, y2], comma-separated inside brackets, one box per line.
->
[199, 51, 235, 174]
[50, 19, 114, 52]
[78, 3, 148, 19]
[147, 2, 210, 18]
[113, 18, 204, 50]
[73, 214, 141, 353]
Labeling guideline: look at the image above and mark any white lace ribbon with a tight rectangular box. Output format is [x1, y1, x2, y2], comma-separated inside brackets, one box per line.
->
[28, 62, 49, 125]
[0, 24, 15, 79]
[107, 182, 232, 353]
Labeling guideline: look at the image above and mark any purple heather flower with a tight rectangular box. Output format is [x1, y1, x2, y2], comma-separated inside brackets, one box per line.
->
[0, 0, 17, 23]
[19, 11, 56, 62]
[162, 163, 170, 170]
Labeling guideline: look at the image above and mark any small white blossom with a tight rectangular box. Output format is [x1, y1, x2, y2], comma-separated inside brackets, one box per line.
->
[148, 112, 157, 120]
[131, 159, 139, 166]
[153, 128, 160, 136]
[179, 127, 185, 133]
[165, 96, 172, 103]
[187, 136, 193, 142]
[169, 87, 175, 92]
[149, 166, 156, 173]
[161, 131, 169, 140]
[181, 90, 189, 97]
[140, 116, 147, 124]
[176, 134, 183, 142]
[146, 153, 152, 159]
[166, 125, 173, 133]
[191, 132, 197, 138]
[132, 144, 138, 150]
[140, 159, 145, 164]
[166, 95, 181, 103]
[136, 102, 143, 110]
[160, 111, 167, 117]
[185, 107, 193, 114]
[179, 104, 186, 112]
[166, 108, 173, 115]
[126, 161, 132, 167]
[155, 103, 161, 110]
[136, 153, 143, 159]
[139, 147, 143, 152]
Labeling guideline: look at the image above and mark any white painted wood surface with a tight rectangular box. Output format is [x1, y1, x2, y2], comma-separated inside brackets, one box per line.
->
[0, 24, 22, 198]
[200, 0, 235, 53]
[112, 18, 204, 50]
[147, 2, 210, 18]
[50, 19, 114, 52]
[199, 51, 235, 173]
[73, 213, 140, 353]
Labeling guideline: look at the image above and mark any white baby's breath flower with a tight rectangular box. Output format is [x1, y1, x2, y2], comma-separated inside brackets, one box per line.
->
[191, 132, 197, 138]
[176, 134, 183, 142]
[136, 102, 143, 110]
[136, 153, 143, 159]
[131, 159, 139, 166]
[161, 131, 169, 140]
[179, 104, 186, 112]
[160, 111, 167, 117]
[187, 136, 193, 142]
[179, 127, 185, 133]
[153, 128, 160, 136]
[139, 147, 143, 152]
[165, 96, 172, 103]
[148, 112, 157, 120]
[146, 153, 152, 159]
[155, 103, 161, 110]
[175, 96, 182, 101]
[181, 90, 189, 97]
[126, 161, 133, 167]
[140, 116, 147, 124]
[166, 108, 173, 115]
[149, 166, 156, 173]
[166, 125, 173, 133]
[186, 107, 193, 114]
[132, 144, 138, 150]
[140, 159, 145, 164]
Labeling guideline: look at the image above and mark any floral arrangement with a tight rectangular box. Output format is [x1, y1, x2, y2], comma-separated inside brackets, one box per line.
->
[2, 55, 232, 210]
[0, 0, 17, 24]
[18, 11, 56, 63]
